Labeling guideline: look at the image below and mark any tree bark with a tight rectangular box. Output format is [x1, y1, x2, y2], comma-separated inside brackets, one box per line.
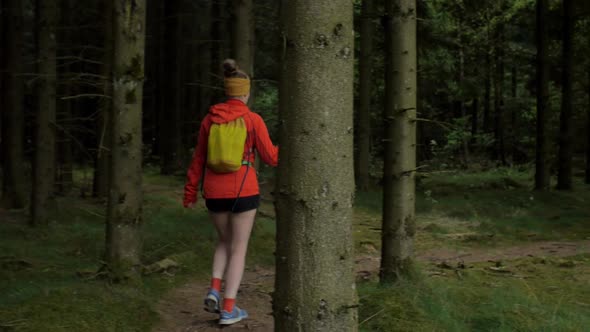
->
[511, 66, 518, 163]
[197, 0, 212, 121]
[94, 0, 113, 198]
[557, 0, 573, 190]
[380, 0, 417, 283]
[106, 0, 146, 280]
[232, 0, 255, 85]
[483, 21, 491, 133]
[273, 0, 358, 330]
[211, 0, 230, 102]
[355, 0, 374, 192]
[493, 23, 506, 165]
[586, 69, 590, 185]
[471, 98, 478, 142]
[159, 0, 184, 175]
[31, 0, 58, 225]
[55, 0, 74, 195]
[1, 0, 26, 209]
[535, 0, 549, 190]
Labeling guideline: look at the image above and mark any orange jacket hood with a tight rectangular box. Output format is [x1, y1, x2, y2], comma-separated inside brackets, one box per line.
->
[208, 99, 250, 124]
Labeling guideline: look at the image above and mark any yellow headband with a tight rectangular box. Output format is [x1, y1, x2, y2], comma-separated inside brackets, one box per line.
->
[224, 78, 251, 96]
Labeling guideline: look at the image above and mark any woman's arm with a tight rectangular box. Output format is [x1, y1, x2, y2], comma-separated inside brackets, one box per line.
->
[183, 118, 209, 207]
[251, 113, 278, 167]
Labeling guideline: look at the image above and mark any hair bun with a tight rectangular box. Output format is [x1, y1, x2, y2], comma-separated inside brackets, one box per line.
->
[223, 59, 238, 77]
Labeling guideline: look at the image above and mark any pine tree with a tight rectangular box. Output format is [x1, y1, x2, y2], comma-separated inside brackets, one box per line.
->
[380, 0, 417, 283]
[273, 0, 358, 329]
[31, 0, 59, 225]
[105, 0, 146, 279]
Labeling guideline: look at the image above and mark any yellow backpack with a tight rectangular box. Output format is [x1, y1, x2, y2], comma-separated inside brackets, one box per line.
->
[207, 117, 248, 173]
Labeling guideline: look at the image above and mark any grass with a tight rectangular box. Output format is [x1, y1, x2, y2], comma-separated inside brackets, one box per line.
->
[354, 168, 590, 254]
[0, 168, 276, 332]
[1, 167, 589, 331]
[358, 255, 590, 332]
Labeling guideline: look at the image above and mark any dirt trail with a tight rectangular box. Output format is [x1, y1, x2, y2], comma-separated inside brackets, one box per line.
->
[153, 240, 590, 332]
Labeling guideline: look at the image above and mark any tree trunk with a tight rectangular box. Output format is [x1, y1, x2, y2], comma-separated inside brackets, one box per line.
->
[356, 0, 374, 191]
[1, 0, 26, 209]
[483, 22, 491, 133]
[273, 0, 358, 330]
[233, 0, 254, 88]
[535, 0, 549, 190]
[458, 20, 469, 165]
[511, 66, 518, 163]
[380, 0, 417, 283]
[211, 0, 230, 102]
[586, 70, 590, 185]
[471, 98, 478, 137]
[557, 0, 573, 190]
[232, 0, 260, 169]
[55, 0, 73, 195]
[159, 0, 184, 175]
[94, 0, 113, 198]
[106, 0, 146, 280]
[197, 0, 212, 121]
[493, 24, 506, 165]
[31, 0, 58, 225]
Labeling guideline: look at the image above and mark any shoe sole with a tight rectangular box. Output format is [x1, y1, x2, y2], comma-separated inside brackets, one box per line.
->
[219, 313, 248, 325]
[204, 298, 219, 313]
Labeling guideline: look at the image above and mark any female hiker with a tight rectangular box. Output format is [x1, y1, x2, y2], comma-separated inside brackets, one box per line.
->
[183, 59, 279, 325]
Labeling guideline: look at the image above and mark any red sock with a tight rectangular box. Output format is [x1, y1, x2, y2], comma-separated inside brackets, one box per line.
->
[223, 298, 236, 312]
[210, 278, 222, 292]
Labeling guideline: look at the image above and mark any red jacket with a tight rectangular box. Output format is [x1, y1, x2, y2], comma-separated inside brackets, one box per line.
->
[183, 99, 278, 207]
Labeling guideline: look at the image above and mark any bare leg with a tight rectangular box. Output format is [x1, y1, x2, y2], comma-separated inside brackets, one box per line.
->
[210, 212, 232, 280]
[223, 209, 256, 299]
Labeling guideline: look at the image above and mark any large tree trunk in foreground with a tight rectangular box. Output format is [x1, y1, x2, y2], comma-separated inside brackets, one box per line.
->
[273, 0, 358, 330]
[356, 0, 374, 191]
[94, 0, 113, 198]
[380, 0, 417, 283]
[31, 0, 58, 225]
[1, 0, 26, 209]
[105, 0, 146, 279]
[557, 0, 573, 190]
[535, 0, 549, 190]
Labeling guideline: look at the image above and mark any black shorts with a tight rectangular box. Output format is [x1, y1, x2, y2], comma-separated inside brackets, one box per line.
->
[205, 195, 260, 213]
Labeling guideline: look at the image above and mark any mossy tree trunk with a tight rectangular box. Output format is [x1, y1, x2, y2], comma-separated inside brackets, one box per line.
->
[273, 0, 358, 330]
[356, 0, 374, 192]
[94, 0, 113, 198]
[557, 0, 573, 190]
[535, 0, 549, 190]
[1, 0, 26, 209]
[31, 0, 59, 225]
[106, 0, 146, 280]
[380, 0, 417, 283]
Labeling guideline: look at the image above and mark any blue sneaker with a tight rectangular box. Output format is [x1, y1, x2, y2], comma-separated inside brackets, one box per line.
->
[203, 289, 220, 313]
[219, 306, 248, 325]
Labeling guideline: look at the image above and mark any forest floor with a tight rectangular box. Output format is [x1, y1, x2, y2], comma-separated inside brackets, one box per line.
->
[1, 167, 590, 331]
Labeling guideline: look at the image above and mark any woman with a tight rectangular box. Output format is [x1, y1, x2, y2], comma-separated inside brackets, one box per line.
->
[183, 59, 278, 325]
